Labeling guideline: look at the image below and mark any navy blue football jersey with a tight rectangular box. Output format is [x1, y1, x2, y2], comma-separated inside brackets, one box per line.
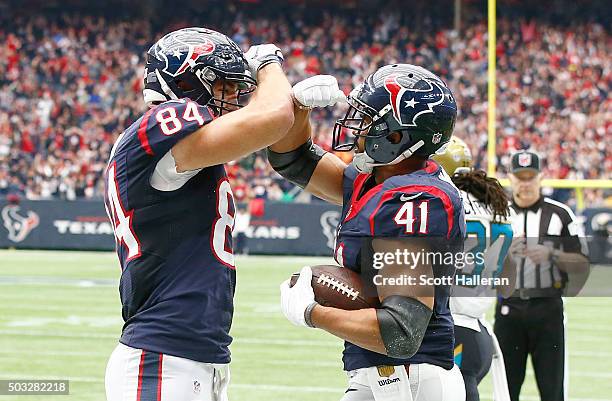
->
[334, 161, 466, 371]
[103, 99, 236, 364]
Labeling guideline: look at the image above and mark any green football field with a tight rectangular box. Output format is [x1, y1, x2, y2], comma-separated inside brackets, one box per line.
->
[0, 250, 610, 401]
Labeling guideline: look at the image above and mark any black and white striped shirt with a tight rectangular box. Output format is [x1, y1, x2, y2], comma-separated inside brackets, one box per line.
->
[511, 197, 588, 290]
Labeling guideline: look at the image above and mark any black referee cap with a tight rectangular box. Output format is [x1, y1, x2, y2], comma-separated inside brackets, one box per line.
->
[511, 150, 540, 174]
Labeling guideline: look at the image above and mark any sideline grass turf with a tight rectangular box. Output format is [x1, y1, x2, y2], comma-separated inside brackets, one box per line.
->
[0, 250, 610, 400]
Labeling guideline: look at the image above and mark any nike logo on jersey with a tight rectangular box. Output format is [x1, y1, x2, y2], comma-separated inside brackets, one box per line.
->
[399, 192, 423, 202]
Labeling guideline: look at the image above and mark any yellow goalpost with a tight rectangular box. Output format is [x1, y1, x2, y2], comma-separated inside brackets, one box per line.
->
[486, 0, 611, 211]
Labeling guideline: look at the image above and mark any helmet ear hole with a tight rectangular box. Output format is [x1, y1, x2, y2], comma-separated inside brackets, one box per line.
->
[176, 80, 195, 91]
[387, 131, 403, 144]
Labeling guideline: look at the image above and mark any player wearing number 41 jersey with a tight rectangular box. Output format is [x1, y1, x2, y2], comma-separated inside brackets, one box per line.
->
[271, 65, 467, 401]
[103, 27, 295, 401]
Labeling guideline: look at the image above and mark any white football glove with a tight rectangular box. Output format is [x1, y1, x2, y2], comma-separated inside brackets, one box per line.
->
[292, 75, 347, 109]
[244, 44, 284, 78]
[280, 266, 318, 328]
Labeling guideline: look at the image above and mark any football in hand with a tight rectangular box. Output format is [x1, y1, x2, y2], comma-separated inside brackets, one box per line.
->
[289, 265, 380, 310]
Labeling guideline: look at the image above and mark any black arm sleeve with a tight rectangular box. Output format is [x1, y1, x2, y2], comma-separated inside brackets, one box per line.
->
[376, 295, 433, 359]
[266, 139, 326, 189]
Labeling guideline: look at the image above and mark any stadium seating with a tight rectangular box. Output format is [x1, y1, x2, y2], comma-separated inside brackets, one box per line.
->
[0, 3, 609, 207]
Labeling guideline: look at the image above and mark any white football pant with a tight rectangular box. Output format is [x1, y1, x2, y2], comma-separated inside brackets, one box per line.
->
[105, 343, 229, 401]
[341, 363, 466, 401]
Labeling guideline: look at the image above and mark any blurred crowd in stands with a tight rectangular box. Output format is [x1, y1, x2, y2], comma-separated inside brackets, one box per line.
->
[0, 1, 609, 208]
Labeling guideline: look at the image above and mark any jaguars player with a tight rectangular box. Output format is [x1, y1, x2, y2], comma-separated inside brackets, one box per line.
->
[433, 137, 515, 401]
[103, 28, 294, 401]
[271, 66, 466, 400]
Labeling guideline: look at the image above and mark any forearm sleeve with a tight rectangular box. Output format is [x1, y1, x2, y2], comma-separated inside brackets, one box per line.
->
[267, 139, 325, 188]
[376, 295, 432, 359]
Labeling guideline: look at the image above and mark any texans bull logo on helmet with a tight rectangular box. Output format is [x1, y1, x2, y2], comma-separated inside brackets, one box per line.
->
[152, 30, 216, 77]
[383, 75, 451, 127]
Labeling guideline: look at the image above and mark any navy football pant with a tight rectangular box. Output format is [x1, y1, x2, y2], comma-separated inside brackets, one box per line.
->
[454, 322, 494, 401]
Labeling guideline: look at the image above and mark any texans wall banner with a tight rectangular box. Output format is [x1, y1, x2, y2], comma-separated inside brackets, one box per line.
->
[0, 199, 608, 261]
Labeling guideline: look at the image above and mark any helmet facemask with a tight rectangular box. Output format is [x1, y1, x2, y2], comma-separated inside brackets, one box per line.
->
[188, 66, 256, 116]
[332, 95, 387, 152]
[333, 95, 427, 173]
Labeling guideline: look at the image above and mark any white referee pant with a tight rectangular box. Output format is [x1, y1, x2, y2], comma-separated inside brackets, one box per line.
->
[341, 363, 465, 401]
[105, 343, 230, 401]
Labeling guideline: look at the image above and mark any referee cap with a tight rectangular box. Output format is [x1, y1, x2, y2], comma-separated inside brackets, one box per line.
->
[511, 150, 540, 174]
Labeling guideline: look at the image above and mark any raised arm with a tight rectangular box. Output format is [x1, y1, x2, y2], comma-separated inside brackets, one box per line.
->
[172, 46, 294, 171]
[267, 75, 348, 205]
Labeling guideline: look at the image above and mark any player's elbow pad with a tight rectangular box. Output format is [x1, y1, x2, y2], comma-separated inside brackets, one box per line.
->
[376, 296, 432, 359]
[267, 139, 325, 189]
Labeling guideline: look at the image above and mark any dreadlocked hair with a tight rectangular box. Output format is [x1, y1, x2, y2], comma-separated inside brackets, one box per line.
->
[452, 169, 510, 222]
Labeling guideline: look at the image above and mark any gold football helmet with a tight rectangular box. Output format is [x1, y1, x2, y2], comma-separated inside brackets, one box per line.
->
[432, 136, 472, 175]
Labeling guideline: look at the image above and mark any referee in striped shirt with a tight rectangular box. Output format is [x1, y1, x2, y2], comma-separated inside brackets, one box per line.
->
[494, 150, 589, 401]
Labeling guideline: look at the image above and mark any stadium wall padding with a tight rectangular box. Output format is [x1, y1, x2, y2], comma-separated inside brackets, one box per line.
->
[0, 200, 609, 261]
[0, 200, 342, 256]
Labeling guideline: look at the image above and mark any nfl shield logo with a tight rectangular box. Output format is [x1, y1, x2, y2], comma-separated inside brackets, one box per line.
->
[432, 132, 442, 144]
[518, 153, 532, 167]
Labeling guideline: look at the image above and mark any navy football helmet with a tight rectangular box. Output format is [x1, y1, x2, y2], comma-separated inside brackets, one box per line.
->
[333, 64, 457, 170]
[143, 27, 256, 115]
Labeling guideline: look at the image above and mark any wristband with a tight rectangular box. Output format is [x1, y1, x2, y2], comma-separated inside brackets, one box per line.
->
[304, 302, 318, 328]
[292, 94, 312, 110]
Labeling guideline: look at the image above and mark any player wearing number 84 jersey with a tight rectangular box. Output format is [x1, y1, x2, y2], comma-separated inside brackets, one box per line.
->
[103, 27, 294, 401]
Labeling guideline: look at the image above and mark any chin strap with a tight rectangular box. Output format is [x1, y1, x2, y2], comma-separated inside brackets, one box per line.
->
[155, 70, 179, 101]
[350, 140, 425, 174]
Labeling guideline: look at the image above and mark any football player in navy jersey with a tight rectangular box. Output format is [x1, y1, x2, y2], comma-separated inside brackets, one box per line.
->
[269, 66, 467, 400]
[103, 27, 295, 401]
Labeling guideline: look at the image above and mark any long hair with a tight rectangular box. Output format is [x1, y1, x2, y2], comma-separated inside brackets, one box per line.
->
[452, 169, 510, 221]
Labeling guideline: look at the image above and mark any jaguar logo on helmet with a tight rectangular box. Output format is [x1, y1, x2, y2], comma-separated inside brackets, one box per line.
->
[154, 31, 216, 77]
[383, 76, 446, 127]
